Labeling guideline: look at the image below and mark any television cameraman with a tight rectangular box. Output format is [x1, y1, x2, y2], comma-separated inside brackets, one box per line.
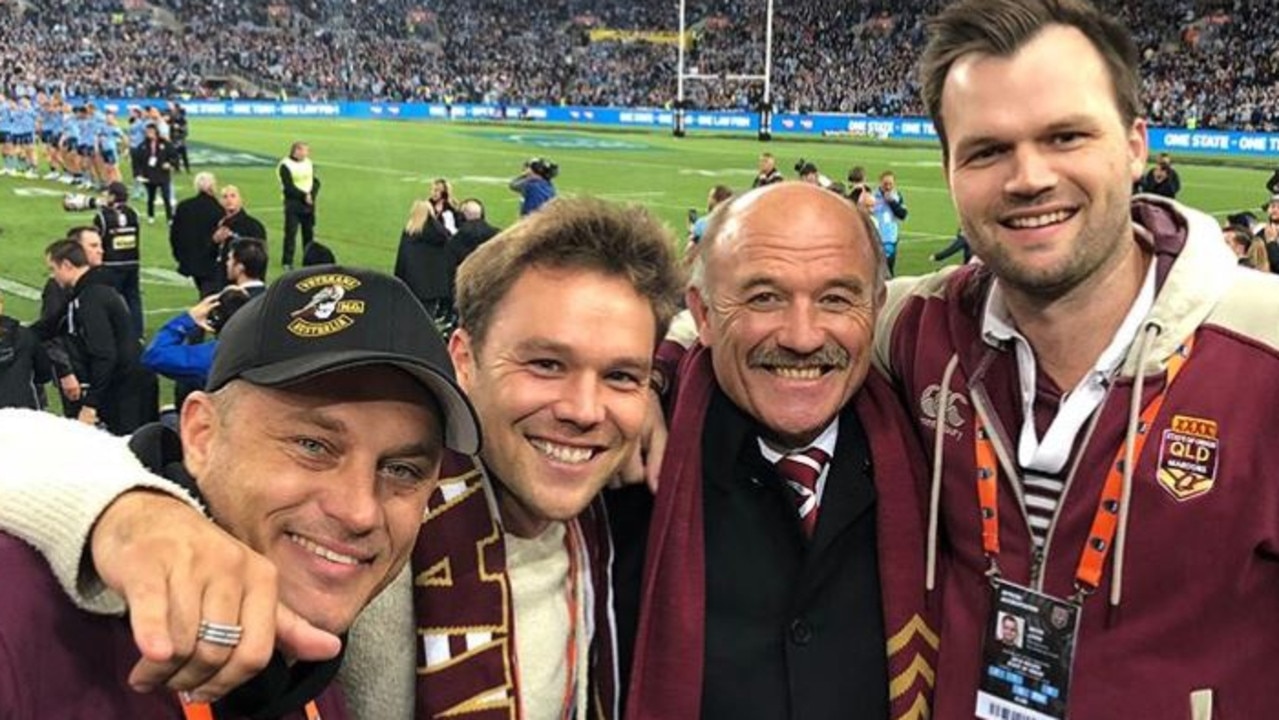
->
[509, 156, 558, 215]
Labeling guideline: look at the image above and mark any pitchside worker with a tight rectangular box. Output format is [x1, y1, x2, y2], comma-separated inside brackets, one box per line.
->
[279, 141, 320, 270]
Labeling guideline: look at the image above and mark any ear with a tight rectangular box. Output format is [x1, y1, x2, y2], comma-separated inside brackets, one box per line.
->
[448, 328, 477, 393]
[1126, 117, 1150, 182]
[179, 391, 221, 481]
[685, 286, 715, 348]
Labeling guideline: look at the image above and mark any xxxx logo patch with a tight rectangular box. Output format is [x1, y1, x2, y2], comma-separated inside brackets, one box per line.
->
[1156, 415, 1219, 501]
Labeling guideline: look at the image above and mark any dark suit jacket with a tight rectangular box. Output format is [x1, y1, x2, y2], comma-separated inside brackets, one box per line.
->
[394, 220, 460, 304]
[451, 219, 500, 262]
[170, 192, 224, 279]
[699, 388, 888, 720]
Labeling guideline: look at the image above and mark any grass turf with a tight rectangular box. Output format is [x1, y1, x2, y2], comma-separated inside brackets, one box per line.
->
[1, 118, 1274, 333]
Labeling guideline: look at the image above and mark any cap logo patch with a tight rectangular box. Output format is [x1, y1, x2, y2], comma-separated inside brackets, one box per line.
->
[288, 274, 367, 337]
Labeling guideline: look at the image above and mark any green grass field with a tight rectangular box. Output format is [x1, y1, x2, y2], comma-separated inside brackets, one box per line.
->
[1, 118, 1273, 333]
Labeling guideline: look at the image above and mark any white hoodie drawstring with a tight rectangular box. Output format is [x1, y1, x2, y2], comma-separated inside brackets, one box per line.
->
[1110, 323, 1161, 608]
[926, 354, 961, 592]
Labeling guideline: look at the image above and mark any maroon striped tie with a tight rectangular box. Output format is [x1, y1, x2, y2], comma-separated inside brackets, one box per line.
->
[775, 448, 832, 538]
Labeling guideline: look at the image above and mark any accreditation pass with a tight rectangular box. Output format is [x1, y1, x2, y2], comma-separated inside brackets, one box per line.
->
[976, 579, 1081, 720]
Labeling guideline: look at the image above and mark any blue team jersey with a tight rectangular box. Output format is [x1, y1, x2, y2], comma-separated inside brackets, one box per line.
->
[13, 107, 36, 135]
[0, 106, 13, 133]
[44, 110, 63, 135]
[61, 114, 78, 143]
[99, 123, 125, 147]
[76, 117, 95, 146]
[128, 119, 147, 147]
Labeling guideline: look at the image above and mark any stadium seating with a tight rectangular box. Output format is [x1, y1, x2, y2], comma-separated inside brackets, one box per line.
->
[2, 0, 1275, 131]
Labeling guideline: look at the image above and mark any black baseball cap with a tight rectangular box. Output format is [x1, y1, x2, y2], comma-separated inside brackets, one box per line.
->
[208, 265, 481, 455]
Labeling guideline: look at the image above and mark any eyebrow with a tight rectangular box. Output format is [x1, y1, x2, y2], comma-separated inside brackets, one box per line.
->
[283, 407, 442, 460]
[739, 275, 868, 295]
[514, 338, 650, 374]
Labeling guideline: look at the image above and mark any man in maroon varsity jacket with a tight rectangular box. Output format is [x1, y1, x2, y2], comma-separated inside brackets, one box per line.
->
[0, 199, 684, 720]
[874, 0, 1279, 718]
[0, 265, 482, 719]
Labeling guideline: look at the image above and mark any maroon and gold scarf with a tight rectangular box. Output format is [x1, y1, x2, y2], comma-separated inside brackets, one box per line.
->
[410, 456, 618, 719]
[626, 342, 938, 720]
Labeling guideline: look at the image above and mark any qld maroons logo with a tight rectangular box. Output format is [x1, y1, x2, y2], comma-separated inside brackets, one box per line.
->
[1156, 414, 1220, 501]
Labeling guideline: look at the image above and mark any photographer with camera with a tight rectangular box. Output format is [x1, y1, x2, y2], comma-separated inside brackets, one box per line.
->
[794, 158, 833, 188]
[141, 238, 266, 391]
[509, 156, 558, 215]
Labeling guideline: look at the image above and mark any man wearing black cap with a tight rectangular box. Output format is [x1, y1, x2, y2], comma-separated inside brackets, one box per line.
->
[0, 264, 481, 717]
[93, 181, 145, 336]
[0, 198, 684, 719]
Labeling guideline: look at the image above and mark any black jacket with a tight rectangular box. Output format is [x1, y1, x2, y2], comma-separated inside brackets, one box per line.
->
[170, 192, 225, 278]
[451, 218, 500, 263]
[93, 203, 142, 267]
[0, 317, 52, 410]
[214, 210, 269, 283]
[609, 389, 888, 720]
[137, 138, 176, 185]
[67, 276, 140, 411]
[393, 219, 460, 304]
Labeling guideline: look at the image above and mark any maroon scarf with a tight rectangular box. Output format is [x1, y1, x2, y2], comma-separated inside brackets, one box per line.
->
[626, 342, 938, 719]
[410, 455, 618, 719]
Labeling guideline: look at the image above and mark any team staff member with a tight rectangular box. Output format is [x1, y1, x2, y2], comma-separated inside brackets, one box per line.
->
[875, 0, 1279, 716]
[138, 123, 176, 224]
[170, 172, 225, 298]
[279, 141, 320, 269]
[93, 182, 146, 337]
[45, 239, 153, 435]
[0, 264, 482, 718]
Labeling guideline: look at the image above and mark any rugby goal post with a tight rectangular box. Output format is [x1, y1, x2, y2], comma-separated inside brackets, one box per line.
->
[674, 0, 775, 141]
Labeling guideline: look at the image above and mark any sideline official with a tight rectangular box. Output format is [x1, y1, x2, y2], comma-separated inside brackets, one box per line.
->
[278, 141, 320, 269]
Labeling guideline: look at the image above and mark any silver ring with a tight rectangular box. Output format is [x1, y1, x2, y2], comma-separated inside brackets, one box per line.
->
[197, 619, 243, 648]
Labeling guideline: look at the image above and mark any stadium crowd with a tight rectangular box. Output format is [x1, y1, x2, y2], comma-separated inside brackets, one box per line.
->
[2, 0, 1278, 129]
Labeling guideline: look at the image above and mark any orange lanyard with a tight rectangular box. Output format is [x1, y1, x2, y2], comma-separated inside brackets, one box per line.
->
[560, 522, 583, 720]
[973, 336, 1194, 597]
[181, 698, 321, 720]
